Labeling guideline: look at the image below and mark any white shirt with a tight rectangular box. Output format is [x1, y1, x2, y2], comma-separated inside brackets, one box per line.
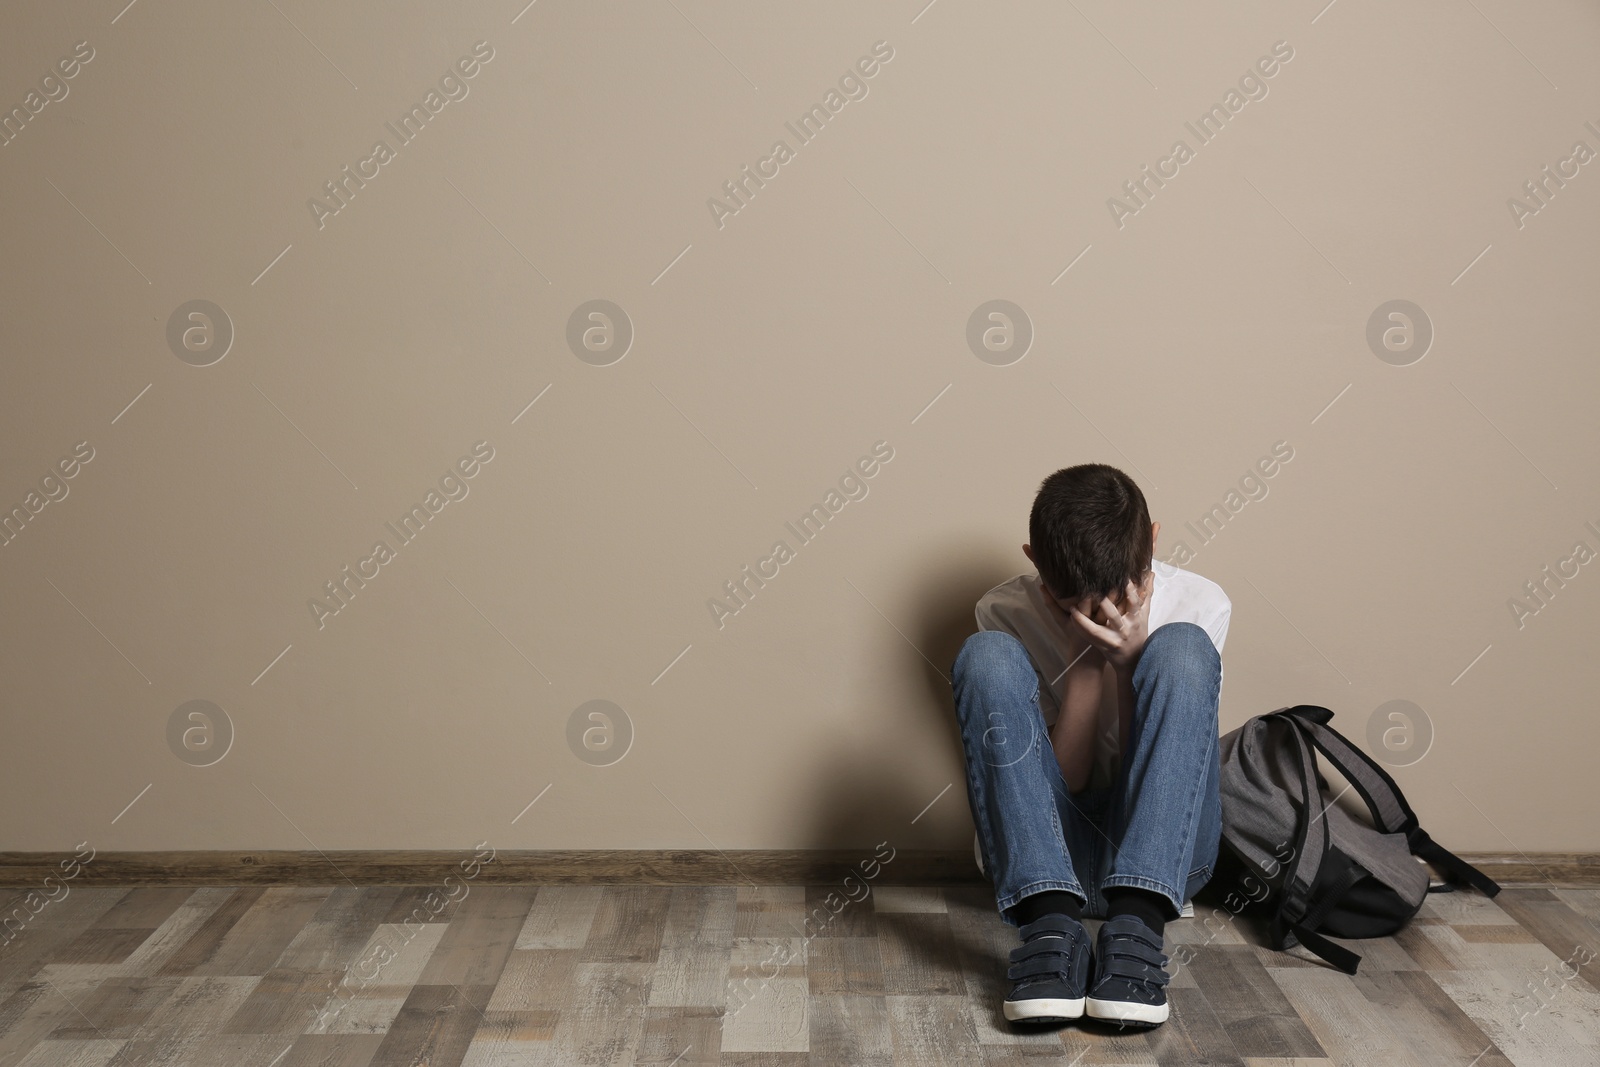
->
[973, 558, 1230, 792]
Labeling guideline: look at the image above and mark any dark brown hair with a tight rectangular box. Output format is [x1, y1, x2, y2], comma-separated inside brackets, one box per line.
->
[1028, 463, 1152, 603]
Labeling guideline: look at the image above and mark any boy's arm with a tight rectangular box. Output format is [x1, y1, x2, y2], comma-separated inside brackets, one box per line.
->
[1050, 645, 1105, 794]
[1114, 659, 1137, 759]
[1033, 593, 1105, 794]
[1065, 573, 1156, 763]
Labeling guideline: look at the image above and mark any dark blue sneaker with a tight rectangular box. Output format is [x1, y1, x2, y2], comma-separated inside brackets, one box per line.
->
[1085, 915, 1171, 1027]
[1002, 913, 1091, 1024]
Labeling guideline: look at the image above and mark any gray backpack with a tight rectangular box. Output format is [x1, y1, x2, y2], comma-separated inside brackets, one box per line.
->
[1211, 705, 1500, 974]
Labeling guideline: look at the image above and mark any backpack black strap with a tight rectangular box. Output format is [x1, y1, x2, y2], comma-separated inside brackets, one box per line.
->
[1271, 713, 1325, 926]
[1286, 919, 1362, 975]
[1292, 848, 1367, 975]
[1407, 825, 1501, 898]
[1279, 705, 1411, 833]
[1264, 712, 1362, 974]
[1278, 706, 1500, 898]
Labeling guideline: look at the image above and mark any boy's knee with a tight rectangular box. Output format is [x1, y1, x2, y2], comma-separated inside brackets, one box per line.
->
[1139, 621, 1220, 683]
[952, 629, 1032, 689]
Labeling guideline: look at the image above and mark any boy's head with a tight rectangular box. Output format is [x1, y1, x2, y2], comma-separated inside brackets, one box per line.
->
[1023, 463, 1156, 608]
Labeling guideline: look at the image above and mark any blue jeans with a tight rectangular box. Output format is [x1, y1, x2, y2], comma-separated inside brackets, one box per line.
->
[951, 622, 1222, 927]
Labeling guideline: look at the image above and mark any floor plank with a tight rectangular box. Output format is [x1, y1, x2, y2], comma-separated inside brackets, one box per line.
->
[723, 937, 807, 1055]
[416, 886, 535, 989]
[191, 888, 334, 977]
[650, 888, 737, 1009]
[1143, 983, 1245, 1066]
[224, 966, 344, 1035]
[734, 887, 808, 940]
[367, 983, 493, 1067]
[802, 886, 876, 938]
[1490, 888, 1600, 995]
[13, 1038, 128, 1067]
[514, 886, 604, 949]
[154, 888, 267, 977]
[540, 960, 654, 1065]
[117, 888, 237, 976]
[1429, 961, 1600, 1067]
[310, 922, 450, 1035]
[806, 993, 892, 1066]
[275, 1033, 386, 1067]
[1350, 969, 1511, 1066]
[44, 975, 182, 1040]
[457, 1008, 560, 1066]
[1182, 945, 1324, 1060]
[83, 889, 193, 931]
[804, 936, 883, 997]
[884, 993, 984, 1067]
[0, 975, 116, 1064]
[101, 975, 261, 1067]
[1270, 966, 1431, 1067]
[0, 891, 128, 1002]
[580, 887, 672, 965]
[636, 1004, 723, 1065]
[877, 913, 967, 996]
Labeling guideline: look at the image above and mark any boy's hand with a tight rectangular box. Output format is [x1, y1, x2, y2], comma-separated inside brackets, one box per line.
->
[1067, 570, 1154, 672]
[1039, 586, 1100, 663]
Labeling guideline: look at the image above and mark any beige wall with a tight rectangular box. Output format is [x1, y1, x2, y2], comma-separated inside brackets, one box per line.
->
[3, 1, 1597, 856]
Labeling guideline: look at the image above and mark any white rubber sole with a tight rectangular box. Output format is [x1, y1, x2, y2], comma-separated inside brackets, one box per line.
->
[1085, 996, 1169, 1026]
[1003, 996, 1085, 1022]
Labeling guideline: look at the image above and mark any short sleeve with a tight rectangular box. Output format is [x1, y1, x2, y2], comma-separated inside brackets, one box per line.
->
[1207, 597, 1231, 654]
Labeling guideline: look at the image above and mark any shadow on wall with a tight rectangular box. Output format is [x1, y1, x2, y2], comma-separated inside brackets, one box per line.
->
[799, 540, 1017, 853]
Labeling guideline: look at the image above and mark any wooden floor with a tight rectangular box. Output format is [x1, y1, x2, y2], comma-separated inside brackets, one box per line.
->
[0, 882, 1596, 1066]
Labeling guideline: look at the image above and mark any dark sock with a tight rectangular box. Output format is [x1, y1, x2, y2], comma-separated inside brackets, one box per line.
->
[1104, 887, 1170, 937]
[1013, 889, 1083, 927]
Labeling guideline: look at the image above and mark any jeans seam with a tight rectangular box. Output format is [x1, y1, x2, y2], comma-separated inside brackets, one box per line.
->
[1039, 726, 1084, 906]
[1185, 667, 1223, 884]
[1169, 728, 1211, 881]
[1158, 668, 1220, 903]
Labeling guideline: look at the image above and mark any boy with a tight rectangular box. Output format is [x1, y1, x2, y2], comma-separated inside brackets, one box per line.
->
[950, 463, 1230, 1028]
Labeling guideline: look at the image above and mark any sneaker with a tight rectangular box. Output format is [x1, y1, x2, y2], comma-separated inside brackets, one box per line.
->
[1002, 913, 1091, 1024]
[1085, 915, 1172, 1027]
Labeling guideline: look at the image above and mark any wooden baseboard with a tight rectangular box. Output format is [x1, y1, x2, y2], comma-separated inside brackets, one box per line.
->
[0, 850, 1594, 888]
[0, 850, 966, 888]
